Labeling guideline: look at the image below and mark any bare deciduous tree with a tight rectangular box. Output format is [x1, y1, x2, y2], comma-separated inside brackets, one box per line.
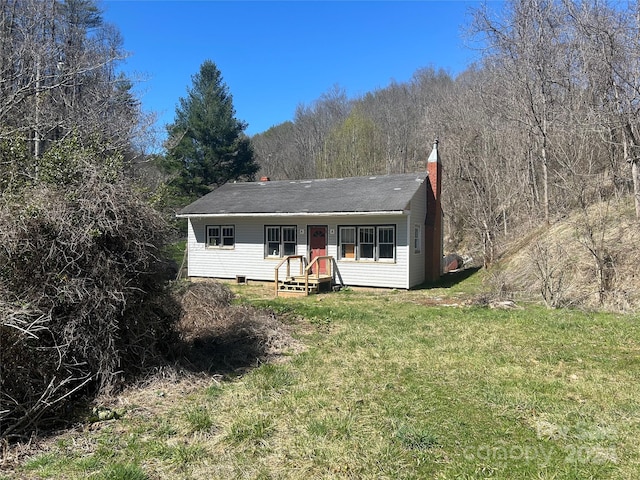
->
[252, 122, 301, 180]
[293, 85, 351, 179]
[0, 0, 144, 160]
[567, 0, 640, 218]
[472, 0, 572, 225]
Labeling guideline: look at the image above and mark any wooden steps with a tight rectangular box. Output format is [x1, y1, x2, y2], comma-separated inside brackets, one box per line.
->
[274, 255, 336, 297]
[276, 275, 333, 297]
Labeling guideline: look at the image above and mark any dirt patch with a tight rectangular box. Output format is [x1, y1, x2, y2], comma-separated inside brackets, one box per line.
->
[411, 296, 466, 307]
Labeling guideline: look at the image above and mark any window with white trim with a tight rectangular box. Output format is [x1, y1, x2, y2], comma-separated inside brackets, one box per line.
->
[338, 225, 396, 262]
[206, 225, 235, 248]
[265, 226, 297, 257]
[414, 224, 422, 254]
[359, 226, 375, 260]
[378, 226, 394, 259]
[339, 227, 356, 260]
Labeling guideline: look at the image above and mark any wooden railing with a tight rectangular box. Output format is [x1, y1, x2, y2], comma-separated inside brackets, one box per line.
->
[304, 255, 333, 280]
[274, 255, 336, 297]
[274, 255, 306, 297]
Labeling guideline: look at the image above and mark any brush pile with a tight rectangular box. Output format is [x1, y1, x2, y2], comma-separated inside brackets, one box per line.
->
[173, 281, 300, 373]
[0, 146, 178, 441]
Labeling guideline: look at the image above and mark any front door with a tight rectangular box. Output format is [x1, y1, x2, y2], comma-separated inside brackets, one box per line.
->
[309, 226, 328, 274]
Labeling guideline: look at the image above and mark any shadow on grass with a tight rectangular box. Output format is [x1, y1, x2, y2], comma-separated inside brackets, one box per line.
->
[168, 282, 299, 377]
[175, 329, 273, 377]
[414, 266, 482, 290]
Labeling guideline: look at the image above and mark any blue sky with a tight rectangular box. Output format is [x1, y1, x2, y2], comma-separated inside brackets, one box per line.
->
[102, 1, 481, 142]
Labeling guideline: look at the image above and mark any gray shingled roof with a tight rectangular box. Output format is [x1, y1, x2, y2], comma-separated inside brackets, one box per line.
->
[177, 172, 428, 216]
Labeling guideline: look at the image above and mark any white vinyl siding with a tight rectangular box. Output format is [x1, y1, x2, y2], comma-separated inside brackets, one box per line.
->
[189, 218, 301, 281]
[408, 181, 427, 288]
[186, 211, 419, 289]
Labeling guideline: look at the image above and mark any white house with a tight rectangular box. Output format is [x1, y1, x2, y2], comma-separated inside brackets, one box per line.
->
[177, 140, 443, 292]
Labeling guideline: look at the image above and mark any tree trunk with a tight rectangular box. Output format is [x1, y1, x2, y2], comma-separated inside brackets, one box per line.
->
[633, 160, 640, 219]
[621, 123, 640, 219]
[541, 140, 550, 224]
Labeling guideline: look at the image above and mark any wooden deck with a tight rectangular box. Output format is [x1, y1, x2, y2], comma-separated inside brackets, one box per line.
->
[274, 255, 336, 297]
[276, 274, 333, 297]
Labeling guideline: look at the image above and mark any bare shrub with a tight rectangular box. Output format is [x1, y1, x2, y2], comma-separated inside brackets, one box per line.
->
[572, 201, 622, 307]
[530, 241, 569, 309]
[484, 268, 513, 300]
[0, 147, 178, 441]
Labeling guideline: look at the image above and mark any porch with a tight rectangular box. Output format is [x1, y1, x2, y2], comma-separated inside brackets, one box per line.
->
[274, 255, 337, 297]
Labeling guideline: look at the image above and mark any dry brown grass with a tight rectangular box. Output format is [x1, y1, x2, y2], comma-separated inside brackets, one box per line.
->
[494, 197, 640, 311]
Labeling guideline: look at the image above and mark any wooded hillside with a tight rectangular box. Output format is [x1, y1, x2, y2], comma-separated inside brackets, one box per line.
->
[252, 0, 640, 308]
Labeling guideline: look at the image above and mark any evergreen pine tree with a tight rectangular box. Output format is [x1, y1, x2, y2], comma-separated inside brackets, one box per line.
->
[164, 60, 258, 198]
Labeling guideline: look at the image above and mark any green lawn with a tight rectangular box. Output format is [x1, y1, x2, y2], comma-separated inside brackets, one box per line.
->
[13, 279, 640, 479]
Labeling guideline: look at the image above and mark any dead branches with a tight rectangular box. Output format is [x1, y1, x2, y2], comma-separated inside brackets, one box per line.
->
[0, 149, 177, 441]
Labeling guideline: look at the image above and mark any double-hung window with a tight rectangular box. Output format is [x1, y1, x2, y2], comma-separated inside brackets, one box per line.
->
[282, 226, 297, 255]
[265, 226, 297, 257]
[206, 225, 235, 248]
[339, 227, 356, 259]
[338, 225, 395, 262]
[414, 224, 422, 254]
[378, 226, 395, 259]
[359, 227, 375, 260]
